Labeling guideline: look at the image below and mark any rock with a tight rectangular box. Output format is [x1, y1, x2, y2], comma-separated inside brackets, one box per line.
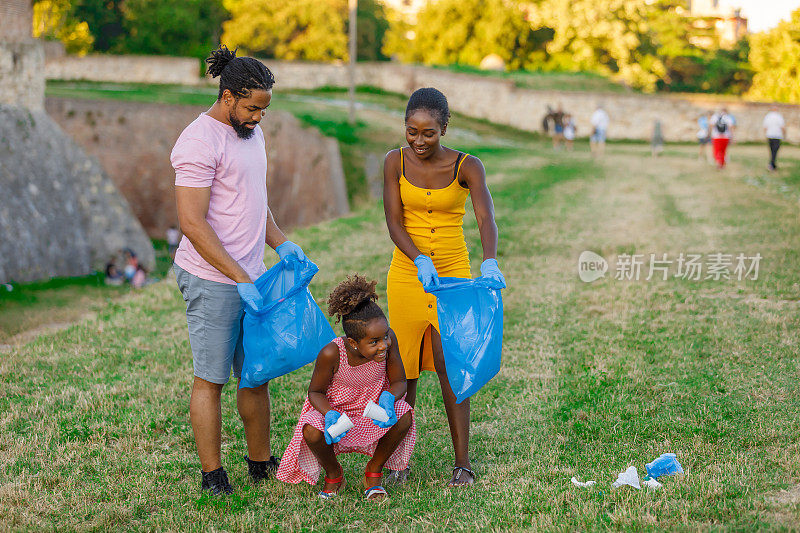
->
[0, 105, 154, 283]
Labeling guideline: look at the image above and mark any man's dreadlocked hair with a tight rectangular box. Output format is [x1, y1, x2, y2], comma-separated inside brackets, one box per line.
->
[206, 45, 275, 100]
[327, 275, 386, 341]
[405, 87, 450, 128]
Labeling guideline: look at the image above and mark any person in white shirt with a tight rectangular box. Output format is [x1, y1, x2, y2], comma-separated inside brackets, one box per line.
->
[763, 106, 786, 171]
[709, 108, 735, 169]
[590, 105, 610, 158]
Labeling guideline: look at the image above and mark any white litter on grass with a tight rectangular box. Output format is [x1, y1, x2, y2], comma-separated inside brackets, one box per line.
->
[571, 477, 597, 488]
[612, 466, 641, 489]
[642, 477, 663, 490]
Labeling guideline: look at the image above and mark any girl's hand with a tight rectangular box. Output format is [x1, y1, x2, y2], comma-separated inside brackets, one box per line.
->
[324, 410, 348, 444]
[480, 258, 506, 288]
[373, 391, 398, 428]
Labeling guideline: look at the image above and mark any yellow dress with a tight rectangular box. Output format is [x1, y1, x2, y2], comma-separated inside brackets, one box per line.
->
[387, 148, 471, 379]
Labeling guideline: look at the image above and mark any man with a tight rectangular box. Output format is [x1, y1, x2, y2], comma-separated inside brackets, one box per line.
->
[710, 107, 735, 169]
[763, 105, 786, 171]
[171, 46, 306, 495]
[590, 104, 609, 158]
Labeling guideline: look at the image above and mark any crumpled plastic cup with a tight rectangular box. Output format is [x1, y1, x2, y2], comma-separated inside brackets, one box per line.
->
[612, 466, 641, 489]
[645, 453, 684, 478]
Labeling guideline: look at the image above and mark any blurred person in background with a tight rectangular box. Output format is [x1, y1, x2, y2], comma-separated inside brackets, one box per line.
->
[710, 108, 735, 169]
[763, 105, 786, 171]
[590, 104, 609, 158]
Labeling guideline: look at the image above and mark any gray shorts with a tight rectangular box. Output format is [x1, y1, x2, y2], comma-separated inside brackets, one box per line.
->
[174, 264, 245, 384]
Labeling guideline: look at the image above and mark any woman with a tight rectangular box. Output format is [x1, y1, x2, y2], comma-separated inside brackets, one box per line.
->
[383, 88, 505, 487]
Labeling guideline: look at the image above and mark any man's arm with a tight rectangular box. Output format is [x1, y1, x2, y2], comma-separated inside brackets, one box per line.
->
[264, 207, 288, 250]
[175, 185, 251, 283]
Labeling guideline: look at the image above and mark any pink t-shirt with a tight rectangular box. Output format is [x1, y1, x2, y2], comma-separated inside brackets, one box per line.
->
[171, 113, 268, 285]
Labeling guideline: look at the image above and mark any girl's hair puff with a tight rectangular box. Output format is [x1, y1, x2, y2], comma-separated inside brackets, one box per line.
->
[327, 275, 386, 341]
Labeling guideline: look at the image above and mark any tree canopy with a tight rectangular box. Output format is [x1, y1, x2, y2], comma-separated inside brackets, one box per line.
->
[221, 0, 387, 62]
[383, 0, 550, 71]
[747, 8, 800, 104]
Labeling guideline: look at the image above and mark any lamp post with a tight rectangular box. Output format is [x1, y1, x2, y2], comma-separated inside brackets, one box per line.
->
[348, 0, 357, 124]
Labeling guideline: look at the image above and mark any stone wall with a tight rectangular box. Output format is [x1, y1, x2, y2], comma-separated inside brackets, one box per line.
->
[270, 61, 800, 144]
[0, 105, 154, 284]
[45, 98, 349, 238]
[0, 0, 33, 44]
[0, 42, 45, 111]
[44, 55, 800, 142]
[45, 54, 202, 85]
[0, 0, 44, 112]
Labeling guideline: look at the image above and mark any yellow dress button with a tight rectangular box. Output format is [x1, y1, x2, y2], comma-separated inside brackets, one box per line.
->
[428, 304, 433, 308]
[426, 192, 431, 196]
[430, 251, 435, 256]
[431, 228, 435, 233]
[427, 210, 432, 214]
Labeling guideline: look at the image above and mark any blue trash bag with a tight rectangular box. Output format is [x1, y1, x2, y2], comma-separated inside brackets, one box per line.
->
[239, 257, 335, 389]
[425, 277, 504, 403]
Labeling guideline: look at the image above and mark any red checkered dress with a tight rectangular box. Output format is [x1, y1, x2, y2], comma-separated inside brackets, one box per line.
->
[276, 336, 416, 484]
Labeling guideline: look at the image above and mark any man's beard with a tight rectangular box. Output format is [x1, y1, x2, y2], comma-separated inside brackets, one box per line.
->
[229, 112, 257, 139]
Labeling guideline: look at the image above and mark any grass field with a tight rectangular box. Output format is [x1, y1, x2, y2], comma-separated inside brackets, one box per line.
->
[2, 88, 800, 530]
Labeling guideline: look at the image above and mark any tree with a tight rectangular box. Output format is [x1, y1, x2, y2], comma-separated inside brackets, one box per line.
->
[747, 8, 800, 104]
[383, 0, 550, 70]
[531, 0, 666, 91]
[356, 0, 389, 60]
[32, 0, 94, 55]
[70, 0, 126, 52]
[119, 0, 227, 60]
[222, 0, 388, 62]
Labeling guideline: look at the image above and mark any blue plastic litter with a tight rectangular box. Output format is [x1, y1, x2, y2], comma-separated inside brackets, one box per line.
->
[645, 453, 684, 478]
[425, 276, 504, 403]
[239, 257, 335, 389]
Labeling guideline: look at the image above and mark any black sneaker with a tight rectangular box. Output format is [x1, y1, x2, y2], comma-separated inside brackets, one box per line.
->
[201, 467, 234, 496]
[245, 455, 280, 483]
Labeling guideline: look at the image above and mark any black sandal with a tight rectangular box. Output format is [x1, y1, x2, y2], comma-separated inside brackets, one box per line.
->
[447, 466, 475, 487]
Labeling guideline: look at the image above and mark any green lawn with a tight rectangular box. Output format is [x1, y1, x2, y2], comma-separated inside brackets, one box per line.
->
[3, 87, 800, 530]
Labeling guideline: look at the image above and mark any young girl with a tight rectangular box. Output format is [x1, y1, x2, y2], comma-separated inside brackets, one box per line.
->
[276, 275, 416, 500]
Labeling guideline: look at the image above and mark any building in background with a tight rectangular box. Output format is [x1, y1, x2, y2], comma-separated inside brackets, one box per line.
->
[688, 0, 748, 48]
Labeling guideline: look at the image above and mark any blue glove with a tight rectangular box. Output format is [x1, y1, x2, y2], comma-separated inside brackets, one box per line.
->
[373, 391, 398, 428]
[413, 254, 439, 290]
[276, 240, 305, 261]
[324, 410, 348, 445]
[480, 258, 506, 289]
[236, 282, 264, 313]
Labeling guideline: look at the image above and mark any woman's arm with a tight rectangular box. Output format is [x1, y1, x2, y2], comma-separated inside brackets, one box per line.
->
[384, 149, 423, 261]
[462, 156, 498, 261]
[384, 330, 408, 400]
[307, 342, 340, 414]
